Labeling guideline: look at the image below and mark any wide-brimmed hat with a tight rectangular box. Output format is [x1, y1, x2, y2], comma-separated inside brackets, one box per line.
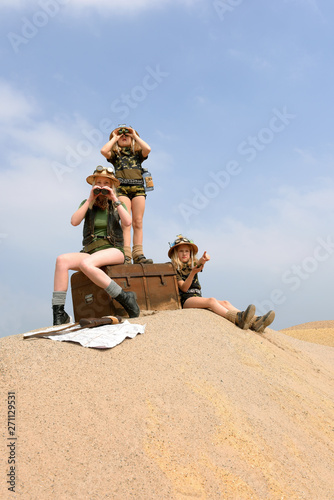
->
[168, 235, 198, 258]
[109, 124, 140, 141]
[86, 166, 120, 187]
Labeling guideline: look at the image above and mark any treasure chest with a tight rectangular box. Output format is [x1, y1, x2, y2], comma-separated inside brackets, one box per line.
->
[70, 263, 181, 321]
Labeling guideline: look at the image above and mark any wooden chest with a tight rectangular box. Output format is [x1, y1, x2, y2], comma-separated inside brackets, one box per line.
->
[70, 263, 181, 321]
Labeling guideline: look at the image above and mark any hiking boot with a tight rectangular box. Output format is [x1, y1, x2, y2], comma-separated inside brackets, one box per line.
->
[235, 304, 256, 330]
[114, 290, 140, 318]
[53, 305, 70, 326]
[251, 310, 275, 333]
[133, 254, 153, 264]
[124, 256, 132, 265]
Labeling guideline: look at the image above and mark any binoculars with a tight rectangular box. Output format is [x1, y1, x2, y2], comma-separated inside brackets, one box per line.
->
[118, 128, 129, 135]
[93, 188, 109, 196]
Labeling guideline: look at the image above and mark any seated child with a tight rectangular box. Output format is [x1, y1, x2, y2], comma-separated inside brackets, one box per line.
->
[168, 235, 275, 332]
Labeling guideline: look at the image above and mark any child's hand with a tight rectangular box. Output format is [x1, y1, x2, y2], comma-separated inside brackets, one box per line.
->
[193, 263, 204, 273]
[202, 251, 210, 262]
[127, 127, 136, 139]
[197, 251, 210, 267]
[88, 186, 98, 203]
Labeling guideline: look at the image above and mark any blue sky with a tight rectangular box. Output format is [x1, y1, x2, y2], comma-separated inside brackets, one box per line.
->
[1, 0, 334, 337]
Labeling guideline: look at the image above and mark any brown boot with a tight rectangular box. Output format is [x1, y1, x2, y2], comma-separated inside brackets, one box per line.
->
[133, 254, 153, 264]
[250, 310, 275, 333]
[132, 244, 153, 264]
[235, 304, 256, 330]
[124, 246, 132, 265]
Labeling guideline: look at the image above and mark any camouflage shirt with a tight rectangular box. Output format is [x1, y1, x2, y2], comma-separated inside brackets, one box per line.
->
[176, 264, 202, 306]
[108, 147, 147, 182]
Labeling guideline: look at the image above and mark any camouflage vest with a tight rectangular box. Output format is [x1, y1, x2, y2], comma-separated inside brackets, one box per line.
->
[82, 202, 124, 249]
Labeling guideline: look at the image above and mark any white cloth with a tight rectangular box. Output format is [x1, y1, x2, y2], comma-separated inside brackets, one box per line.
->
[25, 321, 145, 349]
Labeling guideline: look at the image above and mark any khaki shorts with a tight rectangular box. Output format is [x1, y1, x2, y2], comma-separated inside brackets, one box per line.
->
[116, 185, 146, 200]
[180, 290, 202, 307]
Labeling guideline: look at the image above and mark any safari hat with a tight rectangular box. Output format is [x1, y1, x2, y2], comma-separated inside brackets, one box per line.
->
[109, 124, 140, 141]
[86, 166, 120, 187]
[168, 235, 198, 259]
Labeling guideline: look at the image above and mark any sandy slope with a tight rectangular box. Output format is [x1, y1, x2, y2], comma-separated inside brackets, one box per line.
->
[1, 309, 333, 499]
[281, 319, 334, 347]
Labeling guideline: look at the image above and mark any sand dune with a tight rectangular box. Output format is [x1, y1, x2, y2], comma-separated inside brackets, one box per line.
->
[1, 309, 333, 499]
[280, 319, 334, 347]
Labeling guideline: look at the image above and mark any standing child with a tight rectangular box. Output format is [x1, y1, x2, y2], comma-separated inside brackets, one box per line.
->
[101, 124, 153, 265]
[168, 235, 275, 332]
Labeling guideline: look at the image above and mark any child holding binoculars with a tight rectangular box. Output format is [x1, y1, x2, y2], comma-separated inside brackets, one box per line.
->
[51, 167, 140, 326]
[101, 125, 153, 265]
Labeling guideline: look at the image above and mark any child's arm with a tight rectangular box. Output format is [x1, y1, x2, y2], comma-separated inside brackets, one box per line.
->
[100, 132, 119, 159]
[129, 128, 151, 157]
[196, 251, 210, 269]
[177, 266, 203, 293]
[71, 190, 95, 226]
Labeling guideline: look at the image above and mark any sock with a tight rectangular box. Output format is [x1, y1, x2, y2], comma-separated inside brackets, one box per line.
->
[105, 280, 122, 298]
[225, 310, 237, 324]
[132, 244, 143, 260]
[52, 291, 67, 306]
[124, 245, 132, 260]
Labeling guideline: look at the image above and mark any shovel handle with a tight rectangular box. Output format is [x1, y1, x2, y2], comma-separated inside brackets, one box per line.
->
[79, 315, 122, 328]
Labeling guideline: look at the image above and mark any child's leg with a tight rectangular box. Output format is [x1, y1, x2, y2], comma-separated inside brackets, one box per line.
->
[131, 195, 145, 246]
[217, 300, 239, 312]
[78, 248, 125, 288]
[183, 296, 256, 330]
[183, 296, 229, 317]
[131, 195, 153, 264]
[79, 248, 139, 317]
[118, 195, 132, 250]
[54, 252, 89, 291]
[53, 251, 88, 325]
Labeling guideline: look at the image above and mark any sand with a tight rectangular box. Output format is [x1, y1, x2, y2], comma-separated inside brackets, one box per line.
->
[1, 310, 333, 499]
[280, 320, 334, 347]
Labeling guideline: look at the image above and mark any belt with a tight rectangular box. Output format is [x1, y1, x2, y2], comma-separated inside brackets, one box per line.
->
[118, 178, 144, 186]
[83, 238, 111, 253]
[185, 288, 202, 295]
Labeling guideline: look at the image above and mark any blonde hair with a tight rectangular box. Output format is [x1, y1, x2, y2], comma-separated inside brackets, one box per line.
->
[170, 245, 198, 271]
[112, 139, 140, 156]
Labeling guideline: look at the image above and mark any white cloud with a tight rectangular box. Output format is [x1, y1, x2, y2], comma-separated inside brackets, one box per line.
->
[174, 181, 334, 278]
[0, 84, 103, 255]
[0, 80, 36, 122]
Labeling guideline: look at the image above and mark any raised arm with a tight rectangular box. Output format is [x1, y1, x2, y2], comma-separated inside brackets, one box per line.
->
[130, 129, 151, 158]
[71, 187, 97, 226]
[196, 251, 210, 269]
[100, 132, 119, 160]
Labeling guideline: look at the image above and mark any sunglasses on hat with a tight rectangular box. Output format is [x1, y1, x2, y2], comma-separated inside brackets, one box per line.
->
[94, 166, 114, 175]
[169, 235, 194, 248]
